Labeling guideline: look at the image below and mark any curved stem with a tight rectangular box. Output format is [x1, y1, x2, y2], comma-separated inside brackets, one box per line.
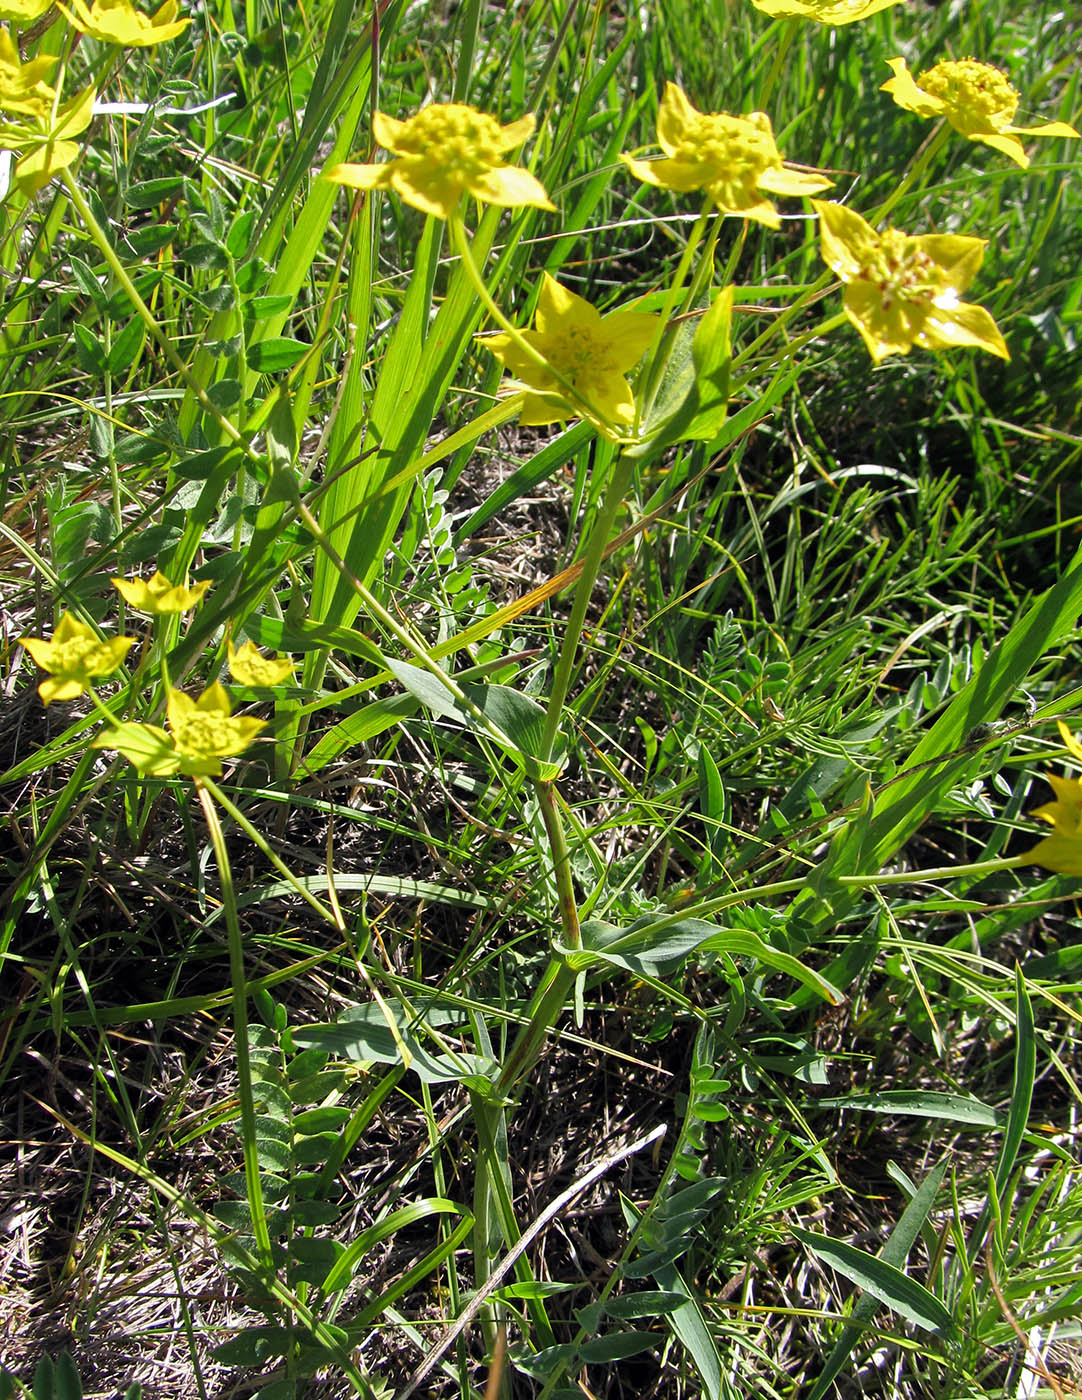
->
[635, 199, 712, 432]
[61, 171, 258, 460]
[870, 123, 951, 228]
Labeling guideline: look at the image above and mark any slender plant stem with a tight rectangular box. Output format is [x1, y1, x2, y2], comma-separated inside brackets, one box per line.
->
[870, 124, 951, 228]
[194, 779, 273, 1267]
[61, 171, 258, 458]
[635, 199, 712, 432]
[534, 779, 582, 952]
[541, 450, 635, 761]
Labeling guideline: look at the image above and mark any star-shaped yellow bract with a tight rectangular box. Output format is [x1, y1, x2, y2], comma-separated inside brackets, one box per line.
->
[59, 0, 189, 46]
[1023, 722, 1082, 875]
[751, 0, 902, 22]
[94, 682, 266, 777]
[2, 83, 96, 193]
[21, 612, 134, 705]
[882, 57, 1079, 169]
[324, 103, 554, 222]
[0, 28, 57, 118]
[227, 640, 295, 687]
[812, 200, 1009, 364]
[480, 273, 659, 436]
[621, 83, 832, 229]
[0, 0, 53, 22]
[112, 570, 210, 615]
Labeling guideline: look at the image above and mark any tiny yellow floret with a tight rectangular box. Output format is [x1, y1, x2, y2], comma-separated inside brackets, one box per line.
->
[882, 57, 1079, 168]
[324, 103, 554, 222]
[112, 570, 210, 615]
[813, 200, 1009, 364]
[227, 640, 295, 687]
[22, 612, 134, 705]
[750, 0, 903, 24]
[621, 82, 832, 228]
[59, 0, 189, 46]
[480, 273, 659, 437]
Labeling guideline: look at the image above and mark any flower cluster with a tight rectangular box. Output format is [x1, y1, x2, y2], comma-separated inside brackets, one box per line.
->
[883, 57, 1078, 168]
[21, 573, 294, 780]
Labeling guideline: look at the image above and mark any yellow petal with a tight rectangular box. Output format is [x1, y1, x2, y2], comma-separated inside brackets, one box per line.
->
[1056, 721, 1082, 766]
[535, 272, 597, 335]
[913, 234, 985, 294]
[372, 110, 408, 151]
[494, 112, 536, 152]
[919, 300, 1009, 360]
[1007, 119, 1079, 140]
[843, 283, 919, 362]
[656, 82, 699, 156]
[758, 165, 835, 197]
[468, 163, 555, 211]
[881, 57, 946, 118]
[323, 160, 390, 191]
[813, 199, 880, 280]
[974, 131, 1030, 167]
[601, 311, 662, 371]
[1023, 833, 1082, 877]
[388, 163, 462, 219]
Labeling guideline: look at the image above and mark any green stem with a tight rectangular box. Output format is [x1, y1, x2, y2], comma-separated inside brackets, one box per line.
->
[61, 171, 257, 459]
[541, 450, 635, 761]
[730, 310, 849, 392]
[869, 123, 951, 228]
[535, 779, 581, 952]
[194, 779, 273, 1267]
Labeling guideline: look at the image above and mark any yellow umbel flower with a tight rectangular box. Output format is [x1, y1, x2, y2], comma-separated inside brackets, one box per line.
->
[324, 103, 554, 221]
[2, 83, 95, 193]
[812, 200, 1009, 364]
[94, 683, 266, 777]
[882, 57, 1079, 169]
[621, 83, 832, 229]
[59, 0, 189, 46]
[1024, 722, 1082, 876]
[227, 640, 295, 687]
[0, 0, 53, 22]
[480, 273, 659, 436]
[0, 28, 56, 117]
[750, 0, 902, 23]
[112, 570, 210, 614]
[21, 613, 134, 705]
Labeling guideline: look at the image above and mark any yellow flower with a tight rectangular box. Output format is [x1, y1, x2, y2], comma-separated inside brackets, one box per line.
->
[2, 83, 95, 193]
[812, 200, 1009, 364]
[882, 58, 1078, 169]
[93, 682, 266, 777]
[0, 28, 57, 117]
[0, 0, 53, 21]
[751, 0, 902, 21]
[480, 273, 659, 436]
[621, 82, 832, 229]
[112, 570, 210, 614]
[59, 0, 189, 46]
[1023, 723, 1082, 875]
[324, 103, 554, 222]
[227, 640, 295, 687]
[21, 612, 134, 705]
